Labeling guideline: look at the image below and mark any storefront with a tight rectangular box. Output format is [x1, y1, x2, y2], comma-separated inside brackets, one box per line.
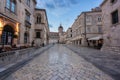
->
[0, 16, 19, 47]
[88, 36, 103, 49]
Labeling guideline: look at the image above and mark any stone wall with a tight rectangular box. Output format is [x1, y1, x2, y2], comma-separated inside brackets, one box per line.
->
[101, 0, 120, 54]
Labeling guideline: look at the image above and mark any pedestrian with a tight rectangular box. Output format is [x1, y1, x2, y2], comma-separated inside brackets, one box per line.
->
[42, 43, 44, 47]
[31, 40, 35, 47]
[98, 40, 102, 49]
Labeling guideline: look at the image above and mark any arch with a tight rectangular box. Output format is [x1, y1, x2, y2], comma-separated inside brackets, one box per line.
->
[1, 25, 15, 45]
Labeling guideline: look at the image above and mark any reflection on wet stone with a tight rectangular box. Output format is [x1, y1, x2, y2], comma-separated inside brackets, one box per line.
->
[5, 44, 113, 80]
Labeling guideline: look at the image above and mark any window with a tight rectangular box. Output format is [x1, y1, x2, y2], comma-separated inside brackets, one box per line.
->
[26, 0, 30, 7]
[11, 1, 16, 12]
[24, 32, 28, 43]
[6, 0, 10, 9]
[6, 0, 16, 13]
[36, 32, 41, 38]
[98, 26, 102, 33]
[25, 11, 30, 22]
[111, 0, 117, 3]
[87, 27, 91, 33]
[98, 17, 102, 22]
[71, 34, 72, 37]
[86, 16, 92, 23]
[36, 14, 41, 24]
[111, 10, 119, 24]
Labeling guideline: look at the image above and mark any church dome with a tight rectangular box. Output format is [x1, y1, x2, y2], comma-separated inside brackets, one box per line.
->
[59, 24, 63, 29]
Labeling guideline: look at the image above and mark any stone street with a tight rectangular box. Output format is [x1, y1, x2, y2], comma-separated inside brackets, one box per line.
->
[3, 44, 114, 80]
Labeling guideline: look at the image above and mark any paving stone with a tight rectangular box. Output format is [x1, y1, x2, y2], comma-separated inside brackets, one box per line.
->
[4, 44, 114, 80]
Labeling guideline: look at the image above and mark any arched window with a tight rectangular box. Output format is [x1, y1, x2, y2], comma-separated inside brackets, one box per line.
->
[6, 0, 16, 13]
[1, 25, 14, 45]
[36, 14, 41, 24]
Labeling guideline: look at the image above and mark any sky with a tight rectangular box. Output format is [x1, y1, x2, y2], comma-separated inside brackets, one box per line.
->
[36, 0, 103, 32]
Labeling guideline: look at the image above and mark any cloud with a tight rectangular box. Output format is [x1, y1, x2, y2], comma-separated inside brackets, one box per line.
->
[36, 0, 80, 17]
[49, 24, 53, 28]
[45, 3, 55, 9]
[54, 0, 69, 8]
[69, 0, 79, 4]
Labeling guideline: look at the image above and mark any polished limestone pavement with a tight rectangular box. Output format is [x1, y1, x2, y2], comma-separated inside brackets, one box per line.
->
[4, 44, 113, 80]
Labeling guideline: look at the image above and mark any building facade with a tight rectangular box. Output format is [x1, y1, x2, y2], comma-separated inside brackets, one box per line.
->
[58, 25, 66, 44]
[101, 0, 120, 53]
[34, 9, 49, 46]
[49, 32, 59, 44]
[66, 7, 103, 48]
[66, 28, 72, 44]
[0, 0, 49, 49]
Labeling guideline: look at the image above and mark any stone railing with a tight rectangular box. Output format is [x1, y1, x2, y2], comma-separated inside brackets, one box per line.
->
[0, 44, 53, 70]
[0, 48, 35, 69]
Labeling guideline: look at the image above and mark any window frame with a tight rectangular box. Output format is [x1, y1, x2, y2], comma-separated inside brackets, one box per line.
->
[26, 0, 30, 7]
[36, 14, 42, 24]
[36, 31, 41, 38]
[111, 10, 119, 25]
[6, 0, 16, 13]
[25, 10, 31, 22]
[111, 0, 117, 4]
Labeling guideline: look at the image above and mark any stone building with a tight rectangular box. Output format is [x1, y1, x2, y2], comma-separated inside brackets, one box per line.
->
[100, 0, 120, 53]
[0, 0, 49, 49]
[58, 24, 66, 44]
[66, 28, 72, 44]
[34, 9, 49, 47]
[49, 32, 59, 44]
[67, 7, 103, 48]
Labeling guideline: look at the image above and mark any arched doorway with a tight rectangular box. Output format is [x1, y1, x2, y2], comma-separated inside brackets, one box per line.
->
[1, 25, 14, 45]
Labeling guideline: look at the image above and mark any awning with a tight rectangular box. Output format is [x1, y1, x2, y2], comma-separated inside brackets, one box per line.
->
[88, 36, 102, 40]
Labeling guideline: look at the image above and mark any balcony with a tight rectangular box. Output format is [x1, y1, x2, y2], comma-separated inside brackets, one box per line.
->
[25, 20, 31, 28]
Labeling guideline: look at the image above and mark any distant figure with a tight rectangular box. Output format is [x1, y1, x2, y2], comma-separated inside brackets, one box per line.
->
[42, 43, 44, 47]
[31, 40, 35, 47]
[98, 40, 102, 49]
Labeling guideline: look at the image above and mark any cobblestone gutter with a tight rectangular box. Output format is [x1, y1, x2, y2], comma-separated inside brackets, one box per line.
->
[0, 44, 53, 80]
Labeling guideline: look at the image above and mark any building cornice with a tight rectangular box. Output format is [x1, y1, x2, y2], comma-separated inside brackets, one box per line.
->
[33, 0, 37, 4]
[100, 0, 107, 7]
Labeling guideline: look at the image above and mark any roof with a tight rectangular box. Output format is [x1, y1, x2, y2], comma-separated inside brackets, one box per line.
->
[100, 0, 107, 7]
[33, 0, 37, 4]
[59, 24, 63, 28]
